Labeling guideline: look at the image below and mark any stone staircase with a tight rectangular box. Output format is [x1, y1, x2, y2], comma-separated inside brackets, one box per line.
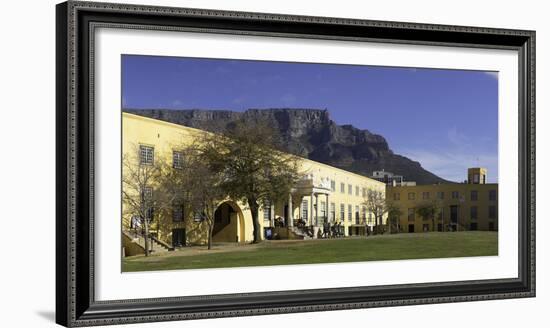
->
[123, 229, 174, 255]
[288, 226, 314, 240]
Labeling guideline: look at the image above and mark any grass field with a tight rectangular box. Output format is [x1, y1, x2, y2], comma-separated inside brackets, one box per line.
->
[122, 231, 498, 272]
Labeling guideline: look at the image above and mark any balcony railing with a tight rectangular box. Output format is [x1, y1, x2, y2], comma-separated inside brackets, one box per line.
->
[296, 175, 332, 191]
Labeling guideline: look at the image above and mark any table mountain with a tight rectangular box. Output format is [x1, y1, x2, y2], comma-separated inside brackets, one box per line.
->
[124, 108, 450, 185]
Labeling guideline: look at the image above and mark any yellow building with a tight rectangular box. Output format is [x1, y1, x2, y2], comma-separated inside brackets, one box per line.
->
[386, 169, 498, 233]
[468, 167, 488, 184]
[122, 113, 386, 251]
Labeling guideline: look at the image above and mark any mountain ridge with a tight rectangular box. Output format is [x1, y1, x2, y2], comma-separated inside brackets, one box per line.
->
[124, 108, 451, 185]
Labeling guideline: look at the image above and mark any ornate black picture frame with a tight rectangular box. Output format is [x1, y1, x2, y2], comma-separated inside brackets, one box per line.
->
[56, 1, 535, 326]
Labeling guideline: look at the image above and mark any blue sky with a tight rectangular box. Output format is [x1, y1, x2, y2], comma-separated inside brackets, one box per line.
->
[122, 55, 499, 183]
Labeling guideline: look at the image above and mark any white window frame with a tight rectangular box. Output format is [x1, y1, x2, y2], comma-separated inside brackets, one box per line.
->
[139, 145, 154, 165]
[172, 150, 184, 169]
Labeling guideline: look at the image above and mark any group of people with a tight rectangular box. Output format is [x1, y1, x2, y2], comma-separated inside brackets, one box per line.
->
[319, 222, 345, 239]
[293, 218, 345, 238]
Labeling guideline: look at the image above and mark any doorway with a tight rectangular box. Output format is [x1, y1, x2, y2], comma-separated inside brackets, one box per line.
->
[172, 228, 185, 247]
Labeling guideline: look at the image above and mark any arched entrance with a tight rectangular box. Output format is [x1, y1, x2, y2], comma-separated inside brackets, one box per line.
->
[212, 201, 245, 243]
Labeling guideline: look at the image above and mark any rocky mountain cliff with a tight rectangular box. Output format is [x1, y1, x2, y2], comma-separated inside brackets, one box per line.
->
[124, 108, 449, 185]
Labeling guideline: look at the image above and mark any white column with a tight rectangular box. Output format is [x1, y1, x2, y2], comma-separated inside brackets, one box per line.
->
[288, 194, 293, 227]
[270, 201, 275, 227]
[326, 194, 330, 223]
[315, 194, 319, 226]
[309, 192, 314, 226]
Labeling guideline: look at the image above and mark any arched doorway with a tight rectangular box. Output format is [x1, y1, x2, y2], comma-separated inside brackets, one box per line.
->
[212, 201, 245, 243]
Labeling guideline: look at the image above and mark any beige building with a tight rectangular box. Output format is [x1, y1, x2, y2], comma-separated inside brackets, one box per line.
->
[121, 112, 497, 256]
[122, 113, 386, 251]
[386, 168, 498, 233]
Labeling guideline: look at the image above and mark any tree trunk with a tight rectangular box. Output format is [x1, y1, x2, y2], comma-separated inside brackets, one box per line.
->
[373, 212, 378, 235]
[248, 199, 261, 243]
[143, 217, 150, 257]
[208, 222, 214, 250]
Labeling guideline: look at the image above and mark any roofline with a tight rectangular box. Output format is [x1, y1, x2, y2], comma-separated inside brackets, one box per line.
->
[123, 112, 208, 135]
[123, 112, 385, 187]
[387, 182, 499, 188]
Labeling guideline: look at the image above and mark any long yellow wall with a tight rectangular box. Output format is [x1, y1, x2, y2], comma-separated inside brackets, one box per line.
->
[386, 183, 498, 232]
[122, 112, 387, 245]
[122, 113, 255, 245]
[286, 159, 386, 235]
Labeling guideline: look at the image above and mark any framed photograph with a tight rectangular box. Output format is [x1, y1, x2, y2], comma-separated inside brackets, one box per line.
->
[56, 1, 535, 326]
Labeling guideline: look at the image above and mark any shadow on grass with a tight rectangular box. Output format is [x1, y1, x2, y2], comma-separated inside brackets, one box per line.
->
[123, 231, 498, 272]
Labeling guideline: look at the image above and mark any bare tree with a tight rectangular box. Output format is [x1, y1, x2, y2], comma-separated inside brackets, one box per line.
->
[363, 189, 388, 234]
[172, 142, 226, 249]
[122, 143, 164, 256]
[198, 120, 301, 243]
[386, 201, 403, 234]
[415, 200, 442, 232]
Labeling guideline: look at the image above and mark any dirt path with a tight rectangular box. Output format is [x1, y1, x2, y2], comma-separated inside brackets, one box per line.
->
[127, 238, 354, 261]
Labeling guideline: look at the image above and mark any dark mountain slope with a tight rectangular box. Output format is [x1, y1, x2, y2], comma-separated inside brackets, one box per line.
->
[124, 108, 450, 185]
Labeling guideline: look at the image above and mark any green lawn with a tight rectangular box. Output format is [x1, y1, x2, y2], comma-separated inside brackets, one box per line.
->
[122, 231, 498, 272]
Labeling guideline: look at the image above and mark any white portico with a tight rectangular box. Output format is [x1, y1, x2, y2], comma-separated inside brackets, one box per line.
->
[291, 174, 333, 227]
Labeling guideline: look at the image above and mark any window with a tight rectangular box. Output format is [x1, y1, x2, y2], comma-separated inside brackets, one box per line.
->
[362, 206, 367, 220]
[331, 180, 336, 192]
[348, 204, 352, 221]
[142, 186, 153, 200]
[330, 203, 336, 221]
[408, 208, 415, 222]
[393, 193, 400, 201]
[340, 183, 345, 193]
[437, 191, 445, 200]
[470, 206, 478, 220]
[471, 190, 478, 201]
[473, 174, 480, 183]
[301, 200, 308, 220]
[172, 228, 185, 247]
[422, 192, 430, 200]
[355, 205, 360, 222]
[172, 202, 184, 222]
[362, 188, 366, 198]
[470, 222, 478, 231]
[438, 208, 444, 221]
[489, 190, 497, 201]
[489, 222, 495, 231]
[348, 184, 352, 195]
[408, 192, 415, 200]
[340, 204, 345, 221]
[450, 205, 458, 223]
[145, 207, 155, 222]
[451, 191, 459, 199]
[423, 224, 430, 232]
[355, 186, 359, 196]
[172, 150, 183, 169]
[489, 205, 497, 219]
[368, 212, 373, 225]
[320, 201, 327, 219]
[130, 215, 140, 229]
[263, 201, 272, 221]
[139, 145, 154, 165]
